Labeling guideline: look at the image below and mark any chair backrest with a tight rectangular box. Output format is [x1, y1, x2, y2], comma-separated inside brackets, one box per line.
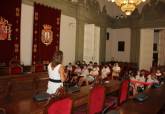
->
[10, 65, 23, 74]
[47, 97, 73, 114]
[118, 80, 129, 105]
[34, 63, 44, 72]
[88, 85, 105, 114]
[140, 69, 150, 77]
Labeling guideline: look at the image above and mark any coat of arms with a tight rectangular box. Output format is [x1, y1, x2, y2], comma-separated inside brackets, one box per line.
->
[0, 17, 12, 40]
[41, 24, 53, 46]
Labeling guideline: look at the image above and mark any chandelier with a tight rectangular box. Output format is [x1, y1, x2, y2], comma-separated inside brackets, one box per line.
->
[108, 0, 146, 15]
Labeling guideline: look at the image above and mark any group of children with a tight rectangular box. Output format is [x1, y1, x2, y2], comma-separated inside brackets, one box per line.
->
[65, 61, 165, 95]
[65, 61, 112, 86]
[129, 69, 165, 95]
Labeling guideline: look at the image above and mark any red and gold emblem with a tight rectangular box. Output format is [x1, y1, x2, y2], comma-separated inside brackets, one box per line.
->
[16, 8, 20, 17]
[41, 24, 53, 46]
[0, 17, 12, 40]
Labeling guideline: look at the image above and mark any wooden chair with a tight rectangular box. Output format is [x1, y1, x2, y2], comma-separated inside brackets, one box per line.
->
[103, 80, 130, 113]
[45, 97, 73, 114]
[9, 65, 23, 75]
[74, 85, 105, 114]
[118, 80, 130, 105]
[34, 63, 44, 72]
[140, 69, 150, 77]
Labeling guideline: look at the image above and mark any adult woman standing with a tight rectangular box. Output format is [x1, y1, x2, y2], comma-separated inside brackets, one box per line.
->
[46, 50, 66, 94]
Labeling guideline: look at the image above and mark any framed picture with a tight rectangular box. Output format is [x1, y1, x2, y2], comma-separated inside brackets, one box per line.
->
[106, 32, 109, 40]
[118, 41, 125, 51]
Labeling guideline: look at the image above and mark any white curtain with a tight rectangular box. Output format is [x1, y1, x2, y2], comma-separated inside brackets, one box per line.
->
[158, 30, 165, 66]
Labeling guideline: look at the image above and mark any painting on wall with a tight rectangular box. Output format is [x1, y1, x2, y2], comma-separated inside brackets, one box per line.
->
[153, 43, 157, 51]
[118, 41, 125, 51]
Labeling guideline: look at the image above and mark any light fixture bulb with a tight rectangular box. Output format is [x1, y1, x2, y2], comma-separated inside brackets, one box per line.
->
[125, 11, 131, 15]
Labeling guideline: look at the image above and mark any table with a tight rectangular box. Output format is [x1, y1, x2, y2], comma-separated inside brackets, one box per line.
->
[117, 84, 165, 114]
[2, 80, 120, 114]
[0, 72, 49, 103]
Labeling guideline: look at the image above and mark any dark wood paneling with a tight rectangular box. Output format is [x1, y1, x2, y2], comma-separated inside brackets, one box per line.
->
[0, 67, 9, 75]
[0, 72, 48, 101]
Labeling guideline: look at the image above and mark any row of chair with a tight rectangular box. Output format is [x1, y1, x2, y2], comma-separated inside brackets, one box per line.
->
[9, 63, 45, 75]
[46, 80, 129, 114]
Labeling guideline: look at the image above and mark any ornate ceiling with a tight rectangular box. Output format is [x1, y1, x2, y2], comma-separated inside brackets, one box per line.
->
[97, 0, 150, 17]
[70, 0, 165, 17]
